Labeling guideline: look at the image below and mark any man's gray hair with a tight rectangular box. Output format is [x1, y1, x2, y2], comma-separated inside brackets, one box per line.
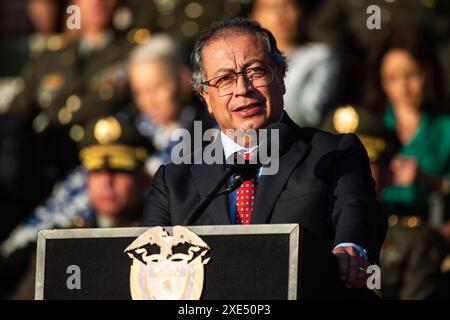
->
[191, 17, 287, 92]
[129, 33, 184, 73]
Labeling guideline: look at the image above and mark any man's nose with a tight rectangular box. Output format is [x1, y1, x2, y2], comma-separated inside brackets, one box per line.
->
[234, 73, 253, 96]
[98, 171, 114, 186]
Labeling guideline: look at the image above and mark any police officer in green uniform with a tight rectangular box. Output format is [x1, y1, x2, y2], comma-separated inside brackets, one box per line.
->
[6, 113, 153, 300]
[76, 113, 153, 228]
[0, 0, 136, 235]
[8, 0, 133, 133]
[0, 1, 69, 243]
[322, 105, 448, 299]
[0, 0, 68, 113]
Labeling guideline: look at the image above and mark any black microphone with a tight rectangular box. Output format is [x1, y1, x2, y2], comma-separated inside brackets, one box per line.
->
[223, 122, 289, 194]
[219, 152, 261, 195]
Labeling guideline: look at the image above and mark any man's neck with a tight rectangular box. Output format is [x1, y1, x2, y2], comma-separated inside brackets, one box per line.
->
[221, 129, 258, 148]
[96, 214, 116, 228]
[96, 213, 138, 228]
[220, 111, 286, 158]
[80, 29, 112, 51]
[220, 130, 258, 161]
[220, 111, 286, 147]
[393, 104, 421, 144]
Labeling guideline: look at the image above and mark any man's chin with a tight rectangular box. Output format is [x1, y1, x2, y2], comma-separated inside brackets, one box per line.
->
[96, 203, 120, 215]
[234, 115, 268, 132]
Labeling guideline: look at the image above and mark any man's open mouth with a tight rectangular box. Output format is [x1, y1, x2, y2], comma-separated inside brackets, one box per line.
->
[233, 103, 265, 117]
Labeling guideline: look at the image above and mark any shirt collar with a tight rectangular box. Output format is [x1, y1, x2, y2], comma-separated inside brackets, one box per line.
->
[78, 31, 114, 56]
[220, 131, 250, 161]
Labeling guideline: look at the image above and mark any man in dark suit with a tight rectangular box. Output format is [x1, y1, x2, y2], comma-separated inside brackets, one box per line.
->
[142, 17, 387, 298]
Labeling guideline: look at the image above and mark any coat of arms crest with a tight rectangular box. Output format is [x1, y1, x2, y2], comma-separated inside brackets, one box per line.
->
[124, 226, 210, 300]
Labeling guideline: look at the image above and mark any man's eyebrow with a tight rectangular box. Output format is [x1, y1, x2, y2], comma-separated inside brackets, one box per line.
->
[212, 68, 236, 77]
[242, 59, 266, 68]
[211, 59, 267, 77]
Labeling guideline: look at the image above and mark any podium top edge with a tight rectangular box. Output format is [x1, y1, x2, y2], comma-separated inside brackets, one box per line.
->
[37, 224, 300, 240]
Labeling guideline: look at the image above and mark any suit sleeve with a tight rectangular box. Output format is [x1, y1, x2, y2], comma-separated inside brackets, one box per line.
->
[329, 133, 387, 263]
[141, 165, 172, 226]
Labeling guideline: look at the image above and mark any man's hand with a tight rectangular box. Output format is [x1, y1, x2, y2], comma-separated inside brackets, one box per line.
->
[332, 246, 370, 288]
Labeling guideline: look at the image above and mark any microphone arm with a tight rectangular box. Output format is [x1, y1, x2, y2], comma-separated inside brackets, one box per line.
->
[182, 124, 283, 225]
[183, 161, 262, 225]
[216, 161, 261, 197]
[183, 165, 238, 225]
[182, 123, 289, 225]
[217, 174, 244, 196]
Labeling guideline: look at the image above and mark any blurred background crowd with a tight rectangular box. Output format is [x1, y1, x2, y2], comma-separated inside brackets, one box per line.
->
[0, 0, 449, 299]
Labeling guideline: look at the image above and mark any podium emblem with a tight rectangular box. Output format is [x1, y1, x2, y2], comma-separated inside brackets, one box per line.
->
[124, 226, 210, 300]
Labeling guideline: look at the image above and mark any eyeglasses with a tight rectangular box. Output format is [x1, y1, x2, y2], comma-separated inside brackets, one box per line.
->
[202, 65, 274, 96]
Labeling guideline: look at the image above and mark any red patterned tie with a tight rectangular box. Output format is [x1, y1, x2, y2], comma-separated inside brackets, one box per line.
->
[235, 150, 258, 224]
[236, 176, 257, 225]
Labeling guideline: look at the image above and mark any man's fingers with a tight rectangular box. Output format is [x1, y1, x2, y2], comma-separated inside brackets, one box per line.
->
[332, 246, 371, 288]
[333, 251, 349, 282]
[346, 255, 359, 286]
[356, 266, 366, 281]
[356, 265, 368, 287]
[351, 256, 370, 288]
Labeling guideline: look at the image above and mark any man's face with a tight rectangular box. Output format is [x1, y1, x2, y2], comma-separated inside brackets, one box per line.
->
[129, 61, 182, 127]
[199, 32, 285, 134]
[28, 0, 60, 34]
[74, 0, 117, 31]
[87, 170, 146, 221]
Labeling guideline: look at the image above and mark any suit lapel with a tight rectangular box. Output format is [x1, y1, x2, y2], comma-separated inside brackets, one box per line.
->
[252, 116, 311, 224]
[251, 141, 310, 224]
[189, 115, 311, 225]
[189, 137, 231, 225]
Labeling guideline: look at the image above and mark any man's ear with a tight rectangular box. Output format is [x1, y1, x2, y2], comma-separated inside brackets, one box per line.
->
[199, 89, 213, 115]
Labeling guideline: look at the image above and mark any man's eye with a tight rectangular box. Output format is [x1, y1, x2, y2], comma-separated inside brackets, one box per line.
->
[247, 67, 266, 77]
[215, 75, 235, 86]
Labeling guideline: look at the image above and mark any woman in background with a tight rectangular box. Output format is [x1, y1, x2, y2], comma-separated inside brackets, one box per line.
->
[365, 29, 450, 299]
[365, 29, 450, 219]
